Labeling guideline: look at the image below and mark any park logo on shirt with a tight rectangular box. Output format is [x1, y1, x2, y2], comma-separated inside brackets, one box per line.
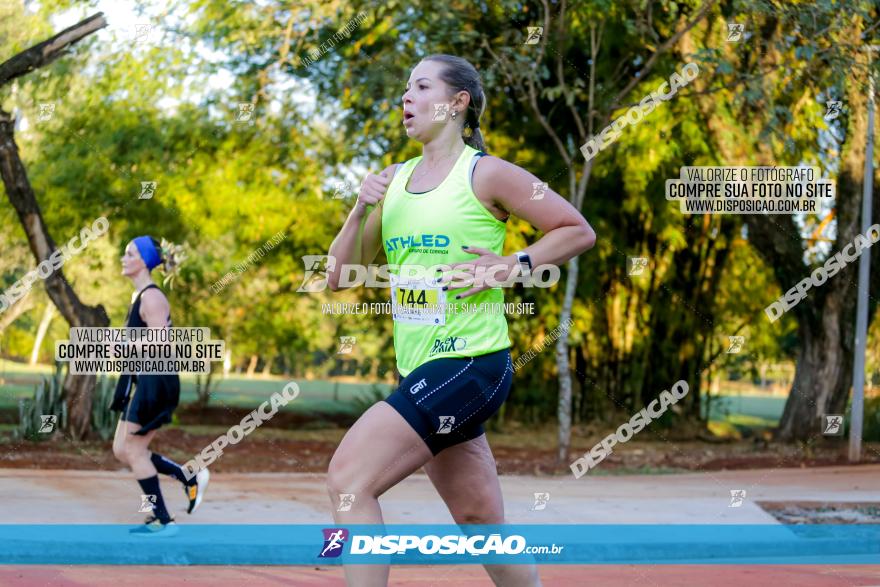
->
[428, 336, 467, 356]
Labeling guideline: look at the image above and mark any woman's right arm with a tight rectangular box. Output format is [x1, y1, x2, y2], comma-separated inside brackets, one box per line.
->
[327, 163, 398, 291]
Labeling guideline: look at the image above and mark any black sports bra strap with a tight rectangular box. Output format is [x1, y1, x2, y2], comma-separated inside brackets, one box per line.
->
[137, 284, 161, 299]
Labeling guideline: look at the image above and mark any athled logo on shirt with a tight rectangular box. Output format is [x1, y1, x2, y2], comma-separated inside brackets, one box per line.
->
[385, 234, 450, 253]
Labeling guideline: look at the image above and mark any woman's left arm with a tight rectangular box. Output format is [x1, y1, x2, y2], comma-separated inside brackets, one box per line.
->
[449, 156, 596, 298]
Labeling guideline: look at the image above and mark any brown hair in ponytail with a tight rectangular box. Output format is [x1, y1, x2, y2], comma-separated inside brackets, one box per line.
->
[422, 54, 487, 153]
[153, 237, 187, 289]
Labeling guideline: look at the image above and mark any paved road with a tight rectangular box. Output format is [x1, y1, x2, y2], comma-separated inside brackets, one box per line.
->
[1, 465, 877, 524]
[1, 465, 877, 585]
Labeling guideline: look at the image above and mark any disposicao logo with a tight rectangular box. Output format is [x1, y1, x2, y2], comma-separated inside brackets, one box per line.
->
[319, 528, 349, 558]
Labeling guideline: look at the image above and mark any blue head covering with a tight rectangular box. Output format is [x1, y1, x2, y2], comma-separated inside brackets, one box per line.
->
[133, 236, 162, 271]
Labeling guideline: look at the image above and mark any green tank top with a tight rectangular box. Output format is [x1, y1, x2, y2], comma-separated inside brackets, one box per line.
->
[381, 144, 511, 377]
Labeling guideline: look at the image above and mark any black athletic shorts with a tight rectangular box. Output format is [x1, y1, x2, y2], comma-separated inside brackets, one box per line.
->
[114, 373, 180, 434]
[384, 348, 513, 455]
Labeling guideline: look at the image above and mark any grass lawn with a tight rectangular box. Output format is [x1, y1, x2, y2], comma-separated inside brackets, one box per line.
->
[1, 360, 788, 427]
[0, 360, 393, 416]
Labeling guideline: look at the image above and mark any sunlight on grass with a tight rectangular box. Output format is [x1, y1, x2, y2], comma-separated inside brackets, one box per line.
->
[706, 421, 742, 439]
[725, 413, 777, 427]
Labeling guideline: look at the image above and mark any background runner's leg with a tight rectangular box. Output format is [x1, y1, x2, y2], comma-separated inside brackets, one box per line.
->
[120, 421, 158, 479]
[111, 416, 129, 465]
[118, 421, 174, 523]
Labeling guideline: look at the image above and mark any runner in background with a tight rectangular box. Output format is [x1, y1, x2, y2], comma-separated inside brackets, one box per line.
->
[110, 236, 209, 536]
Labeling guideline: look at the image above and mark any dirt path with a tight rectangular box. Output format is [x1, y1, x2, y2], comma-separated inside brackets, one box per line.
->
[2, 427, 876, 476]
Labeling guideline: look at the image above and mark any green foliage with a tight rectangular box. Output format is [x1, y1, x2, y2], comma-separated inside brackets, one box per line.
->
[91, 375, 117, 441]
[1, 0, 877, 434]
[15, 365, 116, 441]
[861, 396, 880, 443]
[16, 364, 66, 441]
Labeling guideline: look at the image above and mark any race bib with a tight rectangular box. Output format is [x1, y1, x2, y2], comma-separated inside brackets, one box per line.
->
[390, 273, 447, 326]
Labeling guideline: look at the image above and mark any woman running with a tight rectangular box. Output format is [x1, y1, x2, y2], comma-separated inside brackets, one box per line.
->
[111, 236, 209, 536]
[326, 54, 596, 586]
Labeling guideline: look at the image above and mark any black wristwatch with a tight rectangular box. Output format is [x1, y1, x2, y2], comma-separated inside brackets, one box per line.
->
[514, 251, 532, 278]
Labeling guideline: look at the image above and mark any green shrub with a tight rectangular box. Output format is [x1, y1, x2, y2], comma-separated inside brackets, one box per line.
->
[16, 363, 66, 441]
[863, 397, 880, 442]
[17, 363, 118, 441]
[91, 375, 117, 441]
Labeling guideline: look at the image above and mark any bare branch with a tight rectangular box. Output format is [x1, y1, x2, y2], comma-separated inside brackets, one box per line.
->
[0, 13, 107, 88]
[555, 0, 586, 140]
[609, 0, 716, 111]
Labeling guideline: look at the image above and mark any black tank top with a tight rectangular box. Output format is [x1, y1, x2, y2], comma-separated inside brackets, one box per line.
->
[111, 283, 176, 415]
[124, 284, 172, 327]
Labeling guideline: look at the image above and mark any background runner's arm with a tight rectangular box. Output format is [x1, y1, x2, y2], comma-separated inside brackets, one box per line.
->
[327, 163, 397, 291]
[139, 289, 172, 328]
[136, 289, 173, 354]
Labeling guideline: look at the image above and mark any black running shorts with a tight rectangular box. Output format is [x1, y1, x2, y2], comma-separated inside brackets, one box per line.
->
[384, 348, 513, 455]
[115, 373, 180, 434]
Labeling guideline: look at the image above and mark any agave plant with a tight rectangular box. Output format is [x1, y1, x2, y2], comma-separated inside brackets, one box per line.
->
[91, 375, 117, 441]
[16, 363, 67, 441]
[17, 363, 119, 441]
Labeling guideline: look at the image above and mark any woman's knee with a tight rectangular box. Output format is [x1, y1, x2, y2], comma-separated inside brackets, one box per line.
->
[327, 449, 387, 504]
[454, 510, 504, 525]
[122, 443, 149, 467]
[451, 493, 504, 525]
[326, 451, 359, 497]
[112, 443, 128, 464]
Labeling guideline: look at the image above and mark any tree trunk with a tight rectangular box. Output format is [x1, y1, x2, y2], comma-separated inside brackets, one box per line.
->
[681, 17, 875, 442]
[555, 144, 595, 464]
[0, 14, 109, 440]
[246, 354, 258, 377]
[555, 256, 578, 463]
[774, 54, 868, 439]
[30, 301, 55, 364]
[574, 344, 588, 422]
[202, 366, 215, 406]
[0, 112, 109, 439]
[778, 291, 856, 439]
